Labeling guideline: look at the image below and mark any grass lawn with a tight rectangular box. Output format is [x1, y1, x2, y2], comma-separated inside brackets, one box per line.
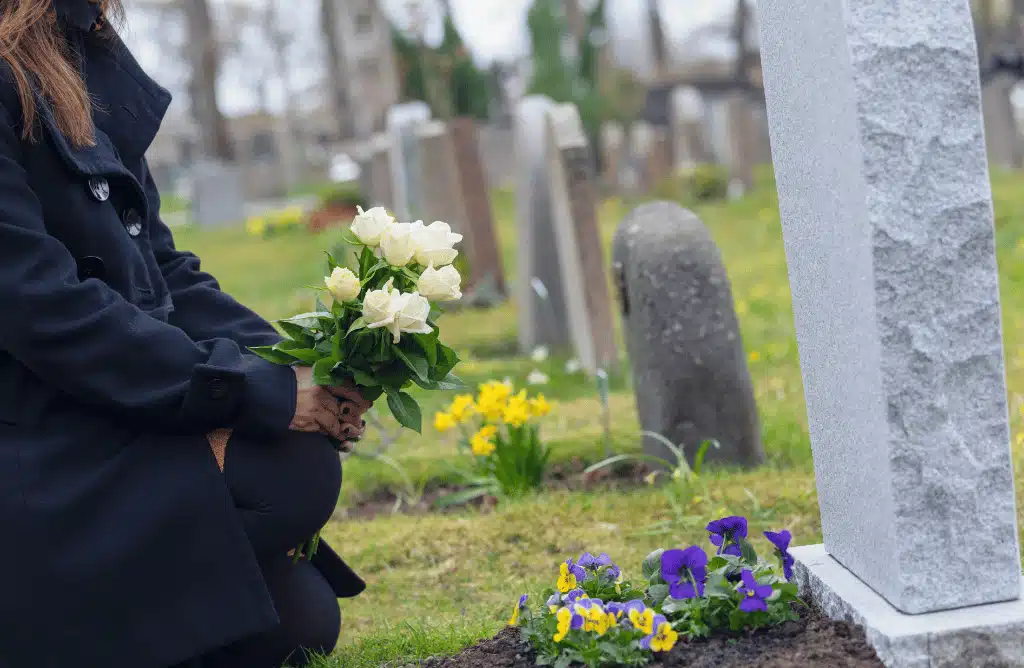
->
[169, 168, 1024, 667]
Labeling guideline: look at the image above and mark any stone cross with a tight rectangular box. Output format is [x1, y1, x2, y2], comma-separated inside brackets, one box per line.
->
[514, 95, 571, 355]
[385, 102, 431, 221]
[449, 117, 507, 299]
[545, 103, 617, 374]
[758, 0, 1024, 662]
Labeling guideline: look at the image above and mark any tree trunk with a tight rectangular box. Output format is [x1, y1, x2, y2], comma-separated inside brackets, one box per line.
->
[320, 0, 355, 140]
[731, 0, 751, 89]
[182, 0, 234, 161]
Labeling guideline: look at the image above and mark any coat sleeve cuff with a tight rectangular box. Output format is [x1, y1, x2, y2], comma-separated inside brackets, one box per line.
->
[232, 356, 297, 438]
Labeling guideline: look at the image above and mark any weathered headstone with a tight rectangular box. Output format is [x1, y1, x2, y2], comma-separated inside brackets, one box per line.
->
[417, 121, 465, 232]
[628, 121, 655, 192]
[514, 96, 571, 355]
[449, 117, 507, 299]
[366, 133, 394, 210]
[646, 128, 673, 190]
[600, 121, 626, 191]
[386, 102, 431, 220]
[670, 86, 710, 168]
[724, 94, 756, 193]
[191, 160, 245, 227]
[759, 0, 1024, 663]
[613, 201, 763, 468]
[545, 103, 617, 374]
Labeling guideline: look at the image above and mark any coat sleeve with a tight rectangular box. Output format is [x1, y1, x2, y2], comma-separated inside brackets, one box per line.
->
[141, 158, 285, 349]
[0, 107, 296, 438]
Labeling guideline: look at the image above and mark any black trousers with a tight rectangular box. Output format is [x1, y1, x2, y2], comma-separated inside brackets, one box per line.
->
[179, 432, 344, 668]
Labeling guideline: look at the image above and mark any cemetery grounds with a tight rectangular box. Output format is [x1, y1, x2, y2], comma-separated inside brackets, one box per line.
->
[172, 169, 1024, 667]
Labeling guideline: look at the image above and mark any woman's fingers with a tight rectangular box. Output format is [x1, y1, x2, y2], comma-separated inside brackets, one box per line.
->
[326, 382, 371, 410]
[313, 407, 346, 442]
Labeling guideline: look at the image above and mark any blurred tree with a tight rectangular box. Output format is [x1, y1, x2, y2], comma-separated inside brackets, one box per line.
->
[181, 0, 234, 160]
[320, 0, 356, 140]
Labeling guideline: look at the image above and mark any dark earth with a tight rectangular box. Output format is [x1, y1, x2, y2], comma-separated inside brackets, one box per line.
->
[419, 604, 882, 668]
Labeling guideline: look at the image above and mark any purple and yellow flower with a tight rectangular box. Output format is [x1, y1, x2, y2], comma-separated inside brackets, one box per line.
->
[737, 569, 773, 613]
[661, 546, 708, 599]
[628, 606, 656, 635]
[578, 551, 621, 581]
[764, 529, 795, 580]
[563, 588, 588, 605]
[508, 594, 528, 626]
[707, 516, 748, 555]
[557, 560, 586, 593]
[546, 593, 561, 612]
[553, 606, 584, 643]
[640, 615, 679, 653]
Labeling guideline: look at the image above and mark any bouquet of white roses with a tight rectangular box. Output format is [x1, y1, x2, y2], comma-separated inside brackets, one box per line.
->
[250, 206, 466, 435]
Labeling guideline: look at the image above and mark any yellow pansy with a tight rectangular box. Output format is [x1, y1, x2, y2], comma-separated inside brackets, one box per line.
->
[649, 621, 679, 652]
[629, 608, 655, 635]
[503, 390, 531, 427]
[245, 216, 267, 236]
[553, 607, 574, 643]
[556, 562, 577, 593]
[434, 412, 456, 433]
[529, 393, 551, 417]
[508, 605, 520, 626]
[449, 394, 476, 422]
[470, 426, 497, 456]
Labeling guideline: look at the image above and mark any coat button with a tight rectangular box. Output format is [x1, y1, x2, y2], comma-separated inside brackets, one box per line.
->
[123, 208, 143, 237]
[88, 177, 110, 202]
[77, 255, 106, 281]
[208, 377, 228, 400]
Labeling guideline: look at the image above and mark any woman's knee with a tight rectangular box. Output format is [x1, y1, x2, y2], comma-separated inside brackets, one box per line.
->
[226, 433, 342, 555]
[272, 560, 341, 665]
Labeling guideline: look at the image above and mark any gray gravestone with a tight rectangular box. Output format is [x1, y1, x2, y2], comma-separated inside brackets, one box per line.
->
[545, 103, 617, 375]
[367, 133, 393, 210]
[759, 0, 1024, 662]
[190, 161, 245, 227]
[670, 86, 709, 168]
[514, 95, 571, 355]
[613, 201, 763, 468]
[600, 121, 625, 191]
[629, 121, 655, 193]
[386, 102, 431, 220]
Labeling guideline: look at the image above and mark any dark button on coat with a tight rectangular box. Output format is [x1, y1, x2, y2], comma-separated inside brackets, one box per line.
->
[0, 23, 363, 668]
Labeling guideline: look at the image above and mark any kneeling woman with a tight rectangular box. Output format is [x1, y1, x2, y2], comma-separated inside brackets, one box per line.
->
[0, 2, 367, 667]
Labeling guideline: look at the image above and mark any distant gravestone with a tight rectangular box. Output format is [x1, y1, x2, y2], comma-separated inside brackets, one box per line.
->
[600, 121, 626, 191]
[725, 94, 756, 192]
[759, 0, 1024, 663]
[191, 161, 245, 227]
[450, 117, 507, 299]
[612, 201, 764, 468]
[386, 102, 431, 220]
[647, 127, 672, 189]
[417, 121, 465, 231]
[546, 103, 617, 374]
[670, 86, 709, 168]
[367, 133, 393, 211]
[514, 95, 571, 355]
[629, 121, 655, 192]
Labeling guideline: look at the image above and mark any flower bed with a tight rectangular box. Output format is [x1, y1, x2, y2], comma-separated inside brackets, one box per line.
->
[423, 516, 882, 667]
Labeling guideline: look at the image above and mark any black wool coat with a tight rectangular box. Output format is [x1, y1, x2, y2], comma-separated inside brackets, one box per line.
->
[0, 14, 362, 668]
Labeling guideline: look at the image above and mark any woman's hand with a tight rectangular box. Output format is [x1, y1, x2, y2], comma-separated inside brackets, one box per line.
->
[288, 369, 372, 449]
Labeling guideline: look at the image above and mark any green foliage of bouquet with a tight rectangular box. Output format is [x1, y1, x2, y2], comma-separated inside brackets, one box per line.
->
[250, 206, 467, 433]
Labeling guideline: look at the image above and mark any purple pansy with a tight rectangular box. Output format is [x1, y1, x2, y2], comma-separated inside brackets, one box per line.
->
[517, 594, 528, 608]
[563, 588, 587, 604]
[564, 558, 587, 584]
[706, 516, 748, 555]
[737, 569, 773, 613]
[764, 530, 794, 580]
[579, 552, 621, 581]
[660, 546, 708, 599]
[547, 593, 561, 609]
[572, 597, 604, 612]
[639, 614, 670, 649]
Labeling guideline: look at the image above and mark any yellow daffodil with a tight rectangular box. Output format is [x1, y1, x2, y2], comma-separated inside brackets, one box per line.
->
[449, 394, 476, 422]
[649, 621, 679, 652]
[476, 381, 511, 422]
[434, 412, 456, 433]
[556, 562, 578, 593]
[470, 426, 497, 456]
[503, 390, 531, 427]
[749, 350, 761, 362]
[553, 607, 575, 643]
[529, 393, 551, 417]
[245, 216, 267, 236]
[644, 471, 660, 486]
[629, 608, 655, 635]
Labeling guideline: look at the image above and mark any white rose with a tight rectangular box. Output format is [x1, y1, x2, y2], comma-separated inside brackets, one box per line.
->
[395, 292, 434, 339]
[380, 221, 419, 267]
[350, 206, 393, 247]
[324, 267, 361, 302]
[412, 220, 462, 267]
[417, 264, 463, 302]
[363, 278, 402, 342]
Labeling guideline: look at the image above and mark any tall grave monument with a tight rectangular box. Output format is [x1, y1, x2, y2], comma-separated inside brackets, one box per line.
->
[385, 102, 431, 221]
[757, 0, 1024, 664]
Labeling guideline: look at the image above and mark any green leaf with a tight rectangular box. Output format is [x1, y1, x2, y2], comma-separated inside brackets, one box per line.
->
[642, 549, 665, 582]
[346, 317, 368, 336]
[646, 583, 670, 606]
[249, 345, 298, 365]
[325, 251, 340, 272]
[274, 346, 320, 364]
[312, 357, 338, 385]
[411, 333, 439, 367]
[432, 344, 459, 379]
[281, 311, 334, 330]
[435, 486, 493, 508]
[394, 347, 429, 381]
[386, 391, 422, 432]
[739, 538, 758, 564]
[351, 369, 381, 387]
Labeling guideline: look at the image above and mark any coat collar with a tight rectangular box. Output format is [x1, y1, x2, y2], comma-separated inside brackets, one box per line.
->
[53, 0, 103, 32]
[35, 30, 172, 178]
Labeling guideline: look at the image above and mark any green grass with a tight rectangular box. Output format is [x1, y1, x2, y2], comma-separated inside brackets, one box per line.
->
[167, 167, 1024, 667]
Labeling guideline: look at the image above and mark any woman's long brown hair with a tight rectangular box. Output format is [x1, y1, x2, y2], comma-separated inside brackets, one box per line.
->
[0, 0, 123, 147]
